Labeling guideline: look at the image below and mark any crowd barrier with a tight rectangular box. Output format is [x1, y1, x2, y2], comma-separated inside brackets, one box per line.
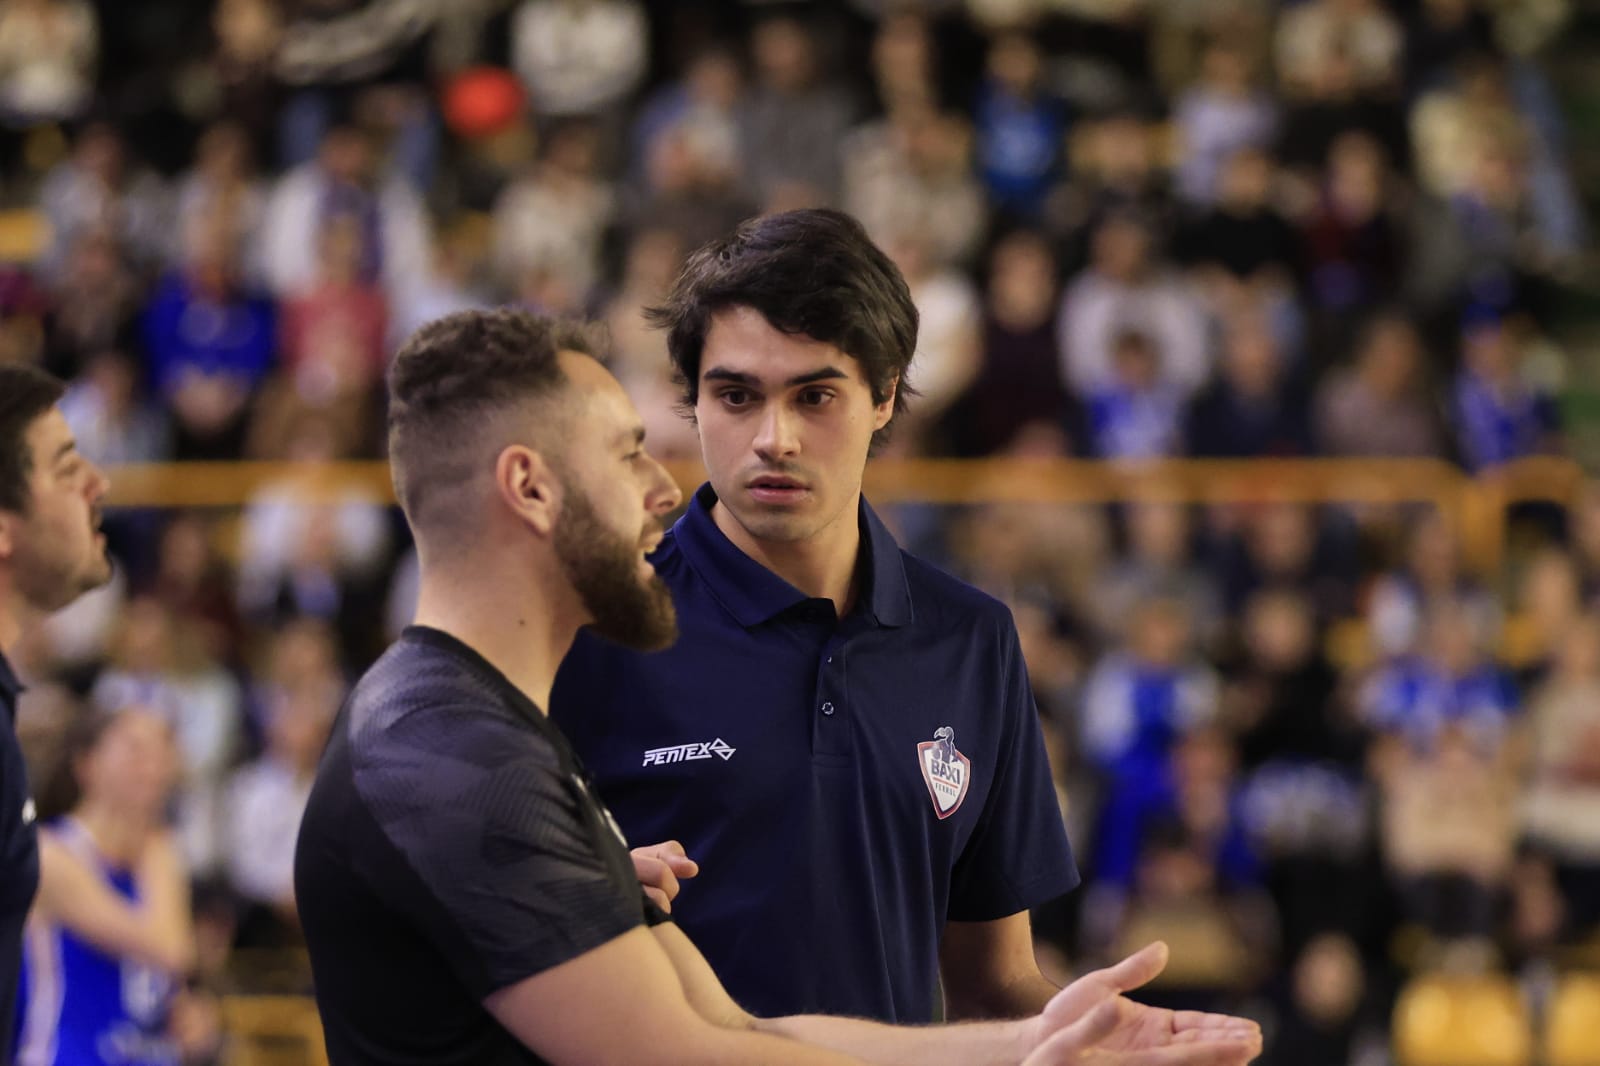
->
[103, 456, 1594, 576]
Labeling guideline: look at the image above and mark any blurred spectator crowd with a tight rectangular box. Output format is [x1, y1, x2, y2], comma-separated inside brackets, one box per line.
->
[1, 0, 1596, 1063]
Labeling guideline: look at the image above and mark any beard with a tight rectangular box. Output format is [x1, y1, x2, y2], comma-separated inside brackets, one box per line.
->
[15, 514, 114, 614]
[554, 483, 678, 652]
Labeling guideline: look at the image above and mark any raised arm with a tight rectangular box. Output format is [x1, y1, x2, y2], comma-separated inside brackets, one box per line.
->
[34, 829, 195, 975]
[484, 925, 861, 1066]
[650, 923, 1262, 1066]
[487, 921, 1179, 1066]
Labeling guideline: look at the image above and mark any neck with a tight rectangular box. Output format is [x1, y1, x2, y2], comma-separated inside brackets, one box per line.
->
[0, 584, 40, 663]
[72, 803, 149, 866]
[411, 551, 577, 712]
[711, 494, 865, 616]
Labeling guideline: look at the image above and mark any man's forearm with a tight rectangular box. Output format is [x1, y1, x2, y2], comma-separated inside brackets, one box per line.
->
[753, 1013, 1033, 1066]
[945, 972, 1062, 1021]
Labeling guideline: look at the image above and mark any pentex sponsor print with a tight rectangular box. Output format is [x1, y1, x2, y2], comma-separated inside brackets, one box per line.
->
[641, 738, 737, 767]
[916, 726, 972, 819]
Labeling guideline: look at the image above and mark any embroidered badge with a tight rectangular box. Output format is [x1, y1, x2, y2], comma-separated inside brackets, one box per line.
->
[917, 726, 971, 819]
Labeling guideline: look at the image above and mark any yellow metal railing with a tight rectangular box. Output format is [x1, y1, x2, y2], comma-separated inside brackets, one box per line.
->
[101, 457, 1592, 576]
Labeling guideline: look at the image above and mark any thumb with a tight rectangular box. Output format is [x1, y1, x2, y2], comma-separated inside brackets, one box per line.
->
[1026, 1000, 1121, 1066]
[651, 840, 699, 876]
[1099, 941, 1169, 994]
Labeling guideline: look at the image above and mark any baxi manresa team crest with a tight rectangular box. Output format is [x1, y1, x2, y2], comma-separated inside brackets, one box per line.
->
[917, 726, 971, 819]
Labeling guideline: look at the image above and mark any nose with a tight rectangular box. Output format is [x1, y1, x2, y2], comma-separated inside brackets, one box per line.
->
[645, 453, 682, 517]
[753, 403, 799, 460]
[86, 460, 110, 502]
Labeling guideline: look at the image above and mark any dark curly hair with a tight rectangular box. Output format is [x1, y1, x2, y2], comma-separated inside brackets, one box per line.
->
[0, 364, 66, 514]
[646, 208, 919, 447]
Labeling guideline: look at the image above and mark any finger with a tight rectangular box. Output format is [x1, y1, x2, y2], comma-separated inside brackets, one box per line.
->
[666, 854, 700, 878]
[1109, 1037, 1261, 1066]
[652, 840, 689, 859]
[643, 885, 672, 912]
[1169, 1011, 1261, 1035]
[1166, 1028, 1262, 1045]
[1026, 1000, 1122, 1065]
[632, 857, 681, 900]
[1095, 941, 1170, 994]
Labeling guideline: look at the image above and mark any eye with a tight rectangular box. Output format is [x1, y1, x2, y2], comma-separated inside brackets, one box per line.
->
[798, 388, 834, 407]
[718, 388, 752, 408]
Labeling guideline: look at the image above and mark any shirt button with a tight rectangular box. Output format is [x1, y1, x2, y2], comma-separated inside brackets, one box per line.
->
[821, 701, 835, 716]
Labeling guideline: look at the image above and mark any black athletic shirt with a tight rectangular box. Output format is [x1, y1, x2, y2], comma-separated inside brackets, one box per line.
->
[294, 626, 666, 1065]
[0, 649, 37, 1066]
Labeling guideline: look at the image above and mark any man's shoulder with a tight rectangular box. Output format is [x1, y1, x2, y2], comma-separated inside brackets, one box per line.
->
[346, 636, 559, 778]
[898, 550, 1015, 630]
[890, 553, 1027, 670]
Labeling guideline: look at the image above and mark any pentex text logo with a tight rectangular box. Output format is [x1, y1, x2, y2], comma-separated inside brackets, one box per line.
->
[642, 738, 737, 767]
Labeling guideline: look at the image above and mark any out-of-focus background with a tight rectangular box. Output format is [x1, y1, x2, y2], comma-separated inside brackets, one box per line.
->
[4, 0, 1600, 1062]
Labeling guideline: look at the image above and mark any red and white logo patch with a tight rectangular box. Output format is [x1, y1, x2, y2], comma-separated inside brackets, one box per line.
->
[917, 726, 971, 819]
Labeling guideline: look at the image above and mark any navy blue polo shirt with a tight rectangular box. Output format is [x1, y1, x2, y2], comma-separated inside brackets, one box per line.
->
[551, 484, 1078, 1023]
[0, 649, 38, 1062]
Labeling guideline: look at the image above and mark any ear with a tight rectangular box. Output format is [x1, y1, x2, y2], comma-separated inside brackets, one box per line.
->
[872, 375, 898, 432]
[493, 444, 561, 539]
[0, 510, 15, 562]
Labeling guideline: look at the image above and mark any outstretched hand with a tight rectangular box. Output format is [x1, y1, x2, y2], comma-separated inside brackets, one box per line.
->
[630, 840, 700, 913]
[1021, 943, 1261, 1066]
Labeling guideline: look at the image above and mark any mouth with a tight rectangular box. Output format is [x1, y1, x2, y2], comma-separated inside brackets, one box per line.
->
[636, 528, 665, 568]
[746, 474, 809, 505]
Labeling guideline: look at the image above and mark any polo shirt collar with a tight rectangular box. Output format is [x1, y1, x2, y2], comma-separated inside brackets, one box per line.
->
[673, 483, 912, 629]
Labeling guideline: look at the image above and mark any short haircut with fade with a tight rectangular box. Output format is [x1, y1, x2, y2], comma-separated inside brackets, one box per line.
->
[386, 308, 600, 536]
[0, 364, 67, 513]
[646, 208, 919, 448]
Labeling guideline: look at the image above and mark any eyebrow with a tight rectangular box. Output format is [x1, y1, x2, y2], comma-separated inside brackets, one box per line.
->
[614, 425, 646, 448]
[701, 366, 852, 388]
[51, 440, 77, 465]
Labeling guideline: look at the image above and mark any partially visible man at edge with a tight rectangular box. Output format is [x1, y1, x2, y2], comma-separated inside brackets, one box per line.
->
[2, 367, 197, 1066]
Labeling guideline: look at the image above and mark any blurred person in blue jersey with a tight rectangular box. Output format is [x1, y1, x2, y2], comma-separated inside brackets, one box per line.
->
[0, 364, 114, 1066]
[14, 706, 198, 1066]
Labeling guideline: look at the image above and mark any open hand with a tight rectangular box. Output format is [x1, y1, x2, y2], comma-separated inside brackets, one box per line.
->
[1023, 943, 1262, 1065]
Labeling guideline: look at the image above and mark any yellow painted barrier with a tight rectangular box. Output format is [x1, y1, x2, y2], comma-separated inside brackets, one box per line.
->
[100, 457, 1591, 576]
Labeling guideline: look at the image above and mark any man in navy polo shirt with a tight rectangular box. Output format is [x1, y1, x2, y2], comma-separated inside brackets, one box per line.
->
[0, 365, 114, 1063]
[551, 209, 1080, 1024]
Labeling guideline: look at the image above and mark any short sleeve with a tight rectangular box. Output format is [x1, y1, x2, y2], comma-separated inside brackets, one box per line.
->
[351, 704, 646, 999]
[947, 619, 1080, 922]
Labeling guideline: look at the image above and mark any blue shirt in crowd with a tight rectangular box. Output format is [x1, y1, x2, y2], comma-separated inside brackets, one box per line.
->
[1453, 370, 1559, 472]
[1361, 656, 1520, 754]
